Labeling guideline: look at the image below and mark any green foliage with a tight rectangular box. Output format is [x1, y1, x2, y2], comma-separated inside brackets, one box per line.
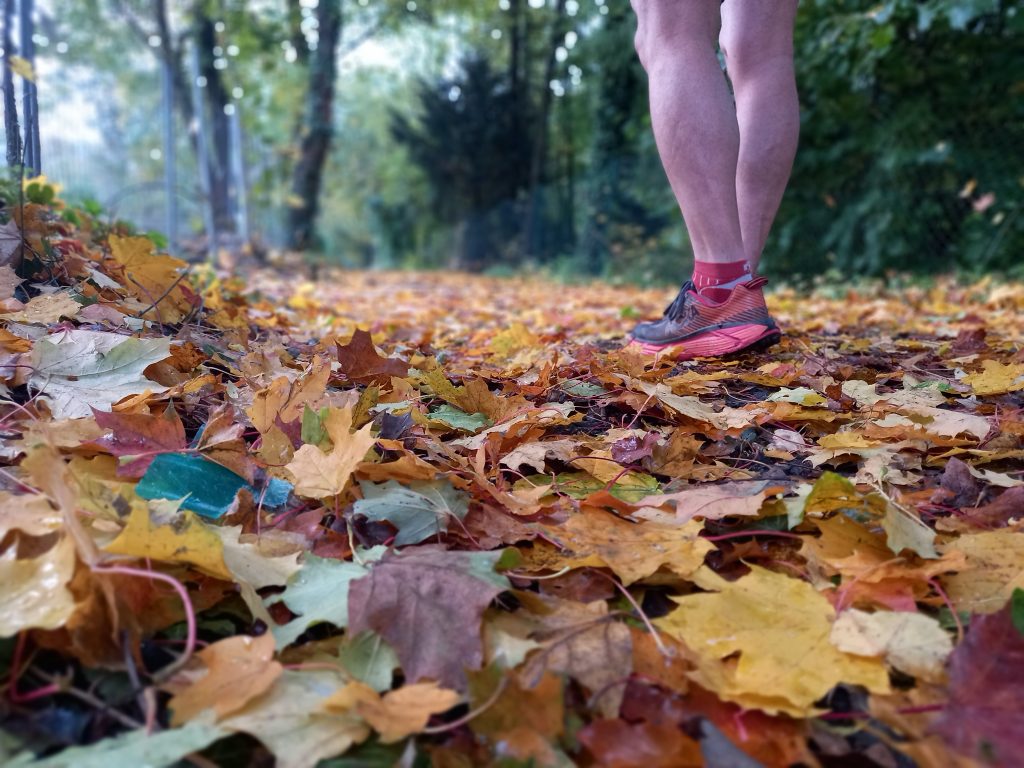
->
[772, 0, 1022, 277]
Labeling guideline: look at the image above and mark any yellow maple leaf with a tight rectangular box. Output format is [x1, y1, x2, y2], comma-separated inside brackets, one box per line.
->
[940, 531, 1024, 614]
[285, 405, 376, 498]
[655, 566, 890, 716]
[0, 535, 77, 637]
[324, 681, 461, 744]
[488, 322, 539, 360]
[104, 499, 232, 581]
[817, 431, 879, 450]
[536, 508, 712, 585]
[963, 360, 1024, 396]
[169, 633, 283, 725]
[108, 234, 191, 322]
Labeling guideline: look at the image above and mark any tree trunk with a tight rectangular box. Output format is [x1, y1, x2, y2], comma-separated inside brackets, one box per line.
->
[196, 8, 234, 235]
[155, 0, 177, 247]
[523, 0, 566, 259]
[19, 0, 39, 173]
[286, 0, 342, 251]
[2, 0, 22, 167]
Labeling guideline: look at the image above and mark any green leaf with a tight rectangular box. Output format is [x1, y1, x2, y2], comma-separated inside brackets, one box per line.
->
[265, 549, 385, 647]
[514, 471, 660, 503]
[136, 453, 249, 520]
[562, 380, 606, 398]
[1012, 589, 1024, 637]
[427, 404, 491, 432]
[353, 479, 469, 546]
[301, 404, 328, 446]
[27, 330, 172, 419]
[804, 472, 865, 517]
[317, 741, 409, 768]
[881, 500, 939, 560]
[8, 719, 225, 768]
[337, 631, 400, 692]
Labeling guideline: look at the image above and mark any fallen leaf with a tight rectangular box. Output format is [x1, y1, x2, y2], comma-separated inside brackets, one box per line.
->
[0, 292, 81, 324]
[352, 478, 469, 546]
[347, 545, 509, 689]
[655, 566, 890, 716]
[963, 359, 1024, 396]
[286, 406, 376, 498]
[830, 608, 953, 682]
[578, 718, 703, 768]
[326, 680, 460, 743]
[222, 670, 369, 768]
[336, 329, 408, 384]
[169, 634, 283, 724]
[104, 500, 232, 581]
[265, 550, 381, 647]
[0, 535, 76, 637]
[933, 596, 1024, 763]
[28, 329, 172, 419]
[535, 507, 712, 585]
[941, 531, 1024, 613]
[6, 719, 226, 768]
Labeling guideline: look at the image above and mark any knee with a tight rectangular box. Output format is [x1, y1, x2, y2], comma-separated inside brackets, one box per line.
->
[719, 28, 794, 85]
[633, 0, 719, 72]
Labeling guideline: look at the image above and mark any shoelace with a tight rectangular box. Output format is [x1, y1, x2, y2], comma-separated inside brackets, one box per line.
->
[663, 280, 695, 321]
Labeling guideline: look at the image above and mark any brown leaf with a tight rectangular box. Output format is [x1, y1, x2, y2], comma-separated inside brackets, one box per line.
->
[336, 329, 408, 384]
[347, 545, 507, 689]
[578, 719, 703, 768]
[467, 666, 564, 764]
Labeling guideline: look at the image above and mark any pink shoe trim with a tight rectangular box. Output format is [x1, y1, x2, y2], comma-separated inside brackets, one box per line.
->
[628, 324, 779, 359]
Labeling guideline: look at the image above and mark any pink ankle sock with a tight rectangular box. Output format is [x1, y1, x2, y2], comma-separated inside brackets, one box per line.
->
[692, 259, 752, 302]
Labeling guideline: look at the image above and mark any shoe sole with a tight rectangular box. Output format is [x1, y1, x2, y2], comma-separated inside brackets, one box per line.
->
[627, 324, 781, 359]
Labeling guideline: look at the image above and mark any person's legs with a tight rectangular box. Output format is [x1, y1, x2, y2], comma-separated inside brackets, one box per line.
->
[632, 0, 746, 268]
[720, 0, 800, 273]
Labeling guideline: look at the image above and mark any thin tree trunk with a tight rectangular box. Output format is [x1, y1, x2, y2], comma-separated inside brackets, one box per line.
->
[157, 1, 177, 247]
[190, 41, 216, 261]
[19, 0, 39, 173]
[523, 0, 566, 259]
[196, 9, 234, 234]
[286, 0, 342, 251]
[2, 0, 22, 167]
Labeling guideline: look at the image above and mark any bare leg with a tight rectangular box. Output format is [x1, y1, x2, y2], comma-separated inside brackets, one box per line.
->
[720, 0, 800, 273]
[632, 0, 745, 265]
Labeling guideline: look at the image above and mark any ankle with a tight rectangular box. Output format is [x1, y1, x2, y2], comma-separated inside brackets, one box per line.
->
[691, 258, 752, 302]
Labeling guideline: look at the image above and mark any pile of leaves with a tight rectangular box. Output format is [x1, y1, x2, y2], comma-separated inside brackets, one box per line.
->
[1, 179, 1023, 767]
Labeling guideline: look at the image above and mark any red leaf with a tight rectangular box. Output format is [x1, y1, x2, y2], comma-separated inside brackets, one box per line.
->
[934, 599, 1024, 762]
[88, 406, 187, 477]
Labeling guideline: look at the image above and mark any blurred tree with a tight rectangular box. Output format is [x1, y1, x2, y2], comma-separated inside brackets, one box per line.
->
[286, 0, 341, 251]
[392, 54, 531, 270]
[579, 3, 668, 276]
[3, 0, 22, 167]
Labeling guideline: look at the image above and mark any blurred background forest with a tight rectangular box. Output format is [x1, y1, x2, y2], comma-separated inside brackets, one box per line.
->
[1, 0, 1021, 285]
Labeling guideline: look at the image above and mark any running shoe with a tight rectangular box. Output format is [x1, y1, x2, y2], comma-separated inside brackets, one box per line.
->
[628, 277, 781, 358]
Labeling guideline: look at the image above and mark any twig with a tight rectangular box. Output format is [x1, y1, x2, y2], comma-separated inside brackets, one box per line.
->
[589, 568, 670, 658]
[93, 564, 196, 680]
[421, 676, 509, 735]
[130, 268, 190, 320]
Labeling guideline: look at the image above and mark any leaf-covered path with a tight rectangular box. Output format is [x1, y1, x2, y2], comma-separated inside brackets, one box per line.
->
[2, 210, 1024, 766]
